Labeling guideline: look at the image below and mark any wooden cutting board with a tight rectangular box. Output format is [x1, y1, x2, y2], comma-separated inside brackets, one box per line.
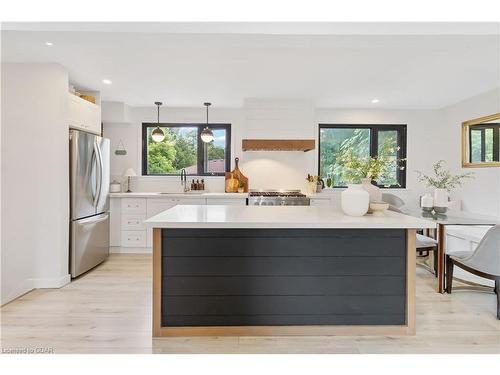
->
[225, 157, 249, 193]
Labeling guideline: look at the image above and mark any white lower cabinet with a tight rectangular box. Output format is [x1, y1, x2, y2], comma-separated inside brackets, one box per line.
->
[113, 196, 245, 248]
[206, 198, 247, 205]
[121, 214, 146, 231]
[115, 198, 148, 248]
[121, 230, 147, 247]
[310, 197, 332, 206]
[145, 197, 204, 248]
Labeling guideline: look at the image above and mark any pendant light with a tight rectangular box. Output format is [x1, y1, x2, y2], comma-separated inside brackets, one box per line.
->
[151, 101, 165, 142]
[200, 102, 214, 143]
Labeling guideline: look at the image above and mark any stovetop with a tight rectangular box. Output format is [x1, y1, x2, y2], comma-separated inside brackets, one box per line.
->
[249, 190, 306, 198]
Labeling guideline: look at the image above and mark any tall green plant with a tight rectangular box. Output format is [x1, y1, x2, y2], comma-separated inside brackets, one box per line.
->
[337, 137, 405, 185]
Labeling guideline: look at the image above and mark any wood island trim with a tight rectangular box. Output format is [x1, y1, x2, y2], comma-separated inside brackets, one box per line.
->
[152, 228, 162, 337]
[152, 228, 417, 337]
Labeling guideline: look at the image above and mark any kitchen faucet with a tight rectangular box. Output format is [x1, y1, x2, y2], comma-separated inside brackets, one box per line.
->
[180, 168, 189, 192]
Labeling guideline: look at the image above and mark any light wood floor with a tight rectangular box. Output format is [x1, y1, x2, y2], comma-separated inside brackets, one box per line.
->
[1, 254, 499, 354]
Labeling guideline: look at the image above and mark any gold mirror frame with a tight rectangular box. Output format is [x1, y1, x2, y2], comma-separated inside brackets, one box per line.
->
[461, 112, 500, 168]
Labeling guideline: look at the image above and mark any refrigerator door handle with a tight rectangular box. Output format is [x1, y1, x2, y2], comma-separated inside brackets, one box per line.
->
[92, 142, 102, 207]
[95, 141, 103, 207]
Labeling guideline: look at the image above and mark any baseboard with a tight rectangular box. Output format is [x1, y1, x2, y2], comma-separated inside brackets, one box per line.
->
[32, 274, 71, 289]
[1, 274, 71, 306]
[1, 279, 35, 306]
[110, 246, 152, 254]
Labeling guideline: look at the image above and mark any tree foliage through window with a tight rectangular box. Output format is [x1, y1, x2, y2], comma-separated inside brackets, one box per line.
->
[319, 125, 407, 188]
[143, 124, 230, 175]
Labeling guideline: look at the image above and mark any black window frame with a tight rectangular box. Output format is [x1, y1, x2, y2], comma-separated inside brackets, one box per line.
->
[469, 123, 500, 163]
[318, 124, 407, 188]
[142, 123, 231, 176]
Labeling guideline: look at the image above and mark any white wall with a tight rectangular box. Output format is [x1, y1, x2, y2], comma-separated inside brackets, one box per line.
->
[442, 89, 500, 217]
[1, 63, 70, 305]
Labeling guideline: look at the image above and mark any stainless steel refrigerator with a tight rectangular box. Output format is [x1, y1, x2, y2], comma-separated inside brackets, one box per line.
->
[69, 130, 110, 278]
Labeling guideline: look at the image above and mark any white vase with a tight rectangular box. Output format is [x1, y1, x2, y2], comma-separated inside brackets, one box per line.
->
[420, 193, 434, 212]
[341, 184, 370, 216]
[361, 177, 382, 202]
[307, 181, 316, 195]
[433, 188, 449, 208]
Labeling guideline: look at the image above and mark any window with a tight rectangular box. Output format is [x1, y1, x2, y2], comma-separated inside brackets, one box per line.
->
[142, 123, 231, 175]
[469, 124, 500, 163]
[318, 124, 407, 188]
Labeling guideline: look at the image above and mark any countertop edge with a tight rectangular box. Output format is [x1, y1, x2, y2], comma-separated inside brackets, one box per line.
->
[109, 192, 249, 198]
[144, 222, 436, 229]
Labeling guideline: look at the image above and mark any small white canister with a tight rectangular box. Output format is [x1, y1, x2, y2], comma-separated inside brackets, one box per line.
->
[110, 180, 122, 193]
[420, 193, 434, 212]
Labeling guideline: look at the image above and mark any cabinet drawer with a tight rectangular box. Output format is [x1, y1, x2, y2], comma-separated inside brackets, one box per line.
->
[121, 198, 147, 214]
[121, 214, 146, 230]
[310, 198, 326, 206]
[206, 198, 247, 206]
[147, 199, 176, 217]
[121, 230, 147, 247]
[177, 198, 205, 205]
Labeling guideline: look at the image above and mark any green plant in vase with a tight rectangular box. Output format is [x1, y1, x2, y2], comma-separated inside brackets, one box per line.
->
[415, 160, 474, 211]
[338, 138, 405, 186]
[415, 160, 474, 191]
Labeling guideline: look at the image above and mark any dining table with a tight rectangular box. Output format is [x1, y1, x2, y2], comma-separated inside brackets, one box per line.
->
[401, 209, 500, 293]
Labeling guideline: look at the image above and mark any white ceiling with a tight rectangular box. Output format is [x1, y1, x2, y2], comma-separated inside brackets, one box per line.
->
[1, 23, 499, 109]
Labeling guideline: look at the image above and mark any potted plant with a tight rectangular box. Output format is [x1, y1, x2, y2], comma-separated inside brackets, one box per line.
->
[337, 139, 406, 202]
[416, 160, 474, 210]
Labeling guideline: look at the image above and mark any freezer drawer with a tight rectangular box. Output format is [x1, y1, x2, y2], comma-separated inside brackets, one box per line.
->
[71, 213, 109, 278]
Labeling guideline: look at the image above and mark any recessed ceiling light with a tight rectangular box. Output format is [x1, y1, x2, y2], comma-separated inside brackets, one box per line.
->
[371, 99, 380, 104]
[45, 41, 53, 46]
[102, 79, 112, 85]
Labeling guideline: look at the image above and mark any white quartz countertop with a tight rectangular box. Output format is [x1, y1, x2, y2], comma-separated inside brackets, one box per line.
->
[109, 192, 248, 199]
[144, 205, 436, 229]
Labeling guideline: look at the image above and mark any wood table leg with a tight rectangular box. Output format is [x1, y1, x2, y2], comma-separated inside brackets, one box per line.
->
[437, 223, 445, 293]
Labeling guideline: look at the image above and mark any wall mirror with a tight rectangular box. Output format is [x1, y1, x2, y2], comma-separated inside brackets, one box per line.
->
[462, 112, 500, 168]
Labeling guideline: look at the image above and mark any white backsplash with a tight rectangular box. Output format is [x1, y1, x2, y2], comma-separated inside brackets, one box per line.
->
[112, 175, 226, 193]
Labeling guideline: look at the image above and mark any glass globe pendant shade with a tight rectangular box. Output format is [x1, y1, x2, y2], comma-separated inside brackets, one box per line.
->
[151, 126, 165, 142]
[200, 127, 214, 143]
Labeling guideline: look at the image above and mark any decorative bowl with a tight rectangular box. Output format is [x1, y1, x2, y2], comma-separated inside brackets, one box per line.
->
[369, 201, 390, 216]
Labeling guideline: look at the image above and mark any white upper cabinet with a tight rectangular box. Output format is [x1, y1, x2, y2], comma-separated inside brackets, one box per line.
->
[68, 93, 102, 134]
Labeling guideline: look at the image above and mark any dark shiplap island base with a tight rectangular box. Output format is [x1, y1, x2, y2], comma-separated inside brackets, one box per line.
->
[153, 227, 416, 336]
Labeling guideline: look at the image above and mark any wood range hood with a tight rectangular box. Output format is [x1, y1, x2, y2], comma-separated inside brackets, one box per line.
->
[242, 139, 315, 152]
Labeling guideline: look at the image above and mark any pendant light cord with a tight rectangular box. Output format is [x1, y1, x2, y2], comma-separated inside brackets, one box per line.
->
[204, 102, 211, 127]
[154, 101, 163, 126]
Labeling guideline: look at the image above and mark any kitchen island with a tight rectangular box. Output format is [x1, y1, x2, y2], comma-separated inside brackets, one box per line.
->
[145, 205, 435, 337]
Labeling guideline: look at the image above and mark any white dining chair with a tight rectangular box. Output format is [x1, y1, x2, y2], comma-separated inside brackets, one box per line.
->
[381, 193, 405, 209]
[445, 225, 500, 319]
